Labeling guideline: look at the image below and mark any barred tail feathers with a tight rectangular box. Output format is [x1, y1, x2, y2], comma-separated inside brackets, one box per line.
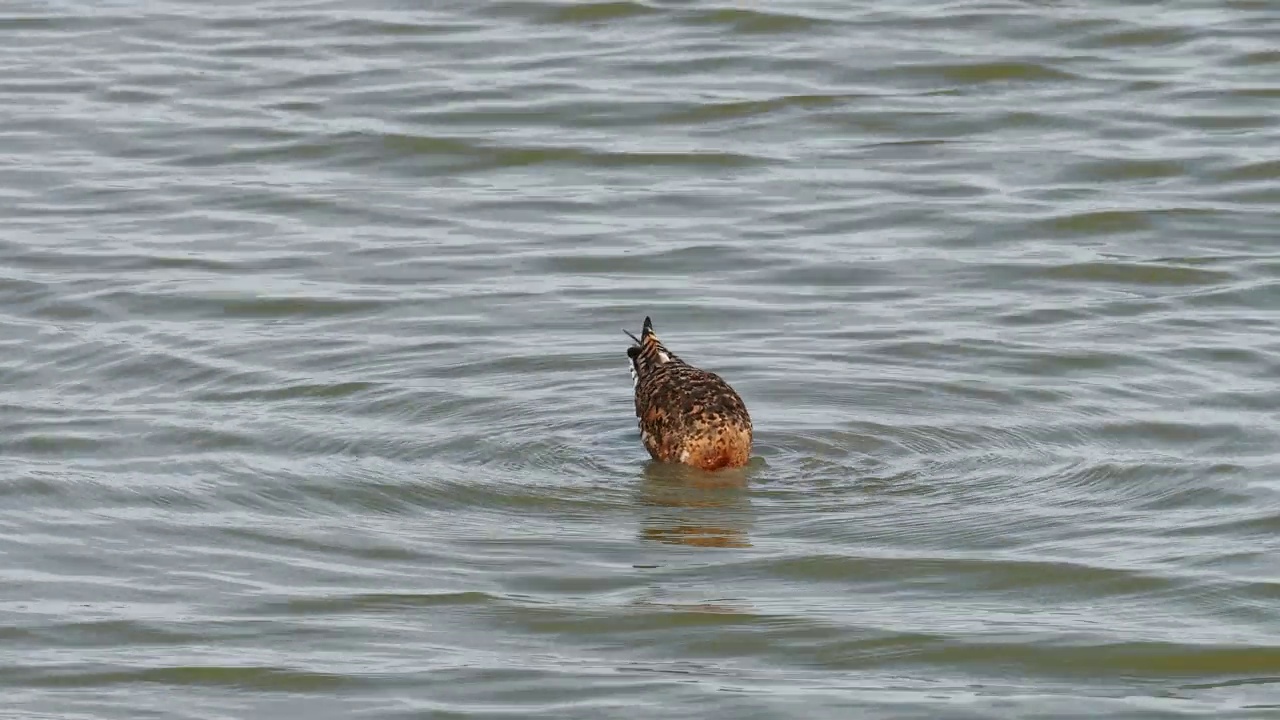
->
[625, 316, 676, 386]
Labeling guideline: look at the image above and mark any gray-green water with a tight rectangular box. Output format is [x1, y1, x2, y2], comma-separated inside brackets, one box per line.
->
[3, 1, 1279, 718]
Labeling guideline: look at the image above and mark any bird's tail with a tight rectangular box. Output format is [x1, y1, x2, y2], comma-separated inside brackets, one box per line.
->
[625, 316, 677, 385]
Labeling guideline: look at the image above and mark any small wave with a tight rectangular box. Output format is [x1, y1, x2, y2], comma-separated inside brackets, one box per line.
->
[683, 7, 827, 35]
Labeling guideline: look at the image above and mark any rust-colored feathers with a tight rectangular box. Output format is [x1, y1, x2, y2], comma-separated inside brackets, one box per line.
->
[624, 316, 752, 471]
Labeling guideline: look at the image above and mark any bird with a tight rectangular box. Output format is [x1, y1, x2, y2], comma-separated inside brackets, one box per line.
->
[624, 316, 752, 471]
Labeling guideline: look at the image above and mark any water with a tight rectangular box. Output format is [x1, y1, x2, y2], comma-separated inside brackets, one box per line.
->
[2, 1, 1279, 717]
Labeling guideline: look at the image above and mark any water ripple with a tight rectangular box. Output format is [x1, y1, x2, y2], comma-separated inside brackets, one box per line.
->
[2, 0, 1279, 718]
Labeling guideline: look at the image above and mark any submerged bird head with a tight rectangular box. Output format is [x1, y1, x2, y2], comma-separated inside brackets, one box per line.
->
[624, 316, 677, 387]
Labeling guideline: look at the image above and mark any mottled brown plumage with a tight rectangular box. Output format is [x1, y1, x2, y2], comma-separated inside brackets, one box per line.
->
[625, 316, 752, 471]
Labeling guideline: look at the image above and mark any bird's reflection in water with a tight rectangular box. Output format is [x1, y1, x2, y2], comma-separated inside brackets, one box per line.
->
[637, 460, 757, 548]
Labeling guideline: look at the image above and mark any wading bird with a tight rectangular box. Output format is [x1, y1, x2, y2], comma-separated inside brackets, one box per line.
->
[625, 316, 752, 471]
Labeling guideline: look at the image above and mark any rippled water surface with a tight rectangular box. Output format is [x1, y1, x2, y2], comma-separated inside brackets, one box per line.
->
[3, 1, 1280, 718]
